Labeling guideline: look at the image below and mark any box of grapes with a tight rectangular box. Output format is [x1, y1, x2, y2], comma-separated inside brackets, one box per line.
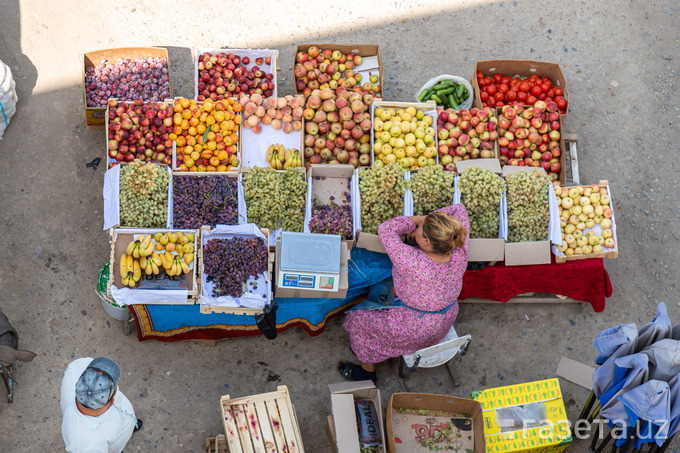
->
[169, 172, 240, 229]
[305, 164, 356, 247]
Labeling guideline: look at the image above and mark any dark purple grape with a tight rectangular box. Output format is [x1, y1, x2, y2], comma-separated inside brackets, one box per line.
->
[203, 237, 268, 297]
[308, 191, 353, 240]
[173, 175, 238, 228]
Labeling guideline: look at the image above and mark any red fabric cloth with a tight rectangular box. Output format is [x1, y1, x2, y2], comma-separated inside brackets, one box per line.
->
[460, 257, 612, 312]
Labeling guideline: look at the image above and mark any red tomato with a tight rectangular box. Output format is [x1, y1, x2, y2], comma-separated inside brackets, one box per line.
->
[494, 92, 504, 101]
[538, 92, 546, 100]
[517, 91, 527, 102]
[484, 76, 493, 86]
[540, 82, 551, 93]
[486, 84, 497, 95]
[501, 75, 511, 85]
[510, 78, 521, 86]
[493, 73, 502, 83]
[519, 81, 531, 92]
[556, 97, 567, 110]
[476, 71, 484, 81]
[480, 92, 489, 102]
[530, 85, 542, 97]
[495, 100, 505, 108]
[544, 97, 553, 105]
[528, 74, 541, 83]
[526, 95, 538, 105]
[547, 89, 555, 98]
[499, 83, 509, 94]
[542, 76, 552, 86]
[505, 90, 517, 101]
[553, 87, 564, 96]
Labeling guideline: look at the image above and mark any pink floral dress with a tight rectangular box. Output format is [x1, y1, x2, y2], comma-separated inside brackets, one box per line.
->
[343, 204, 469, 364]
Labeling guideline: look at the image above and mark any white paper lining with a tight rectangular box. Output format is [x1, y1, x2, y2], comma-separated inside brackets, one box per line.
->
[200, 224, 271, 309]
[551, 184, 618, 256]
[103, 164, 172, 230]
[241, 127, 302, 169]
[194, 48, 279, 99]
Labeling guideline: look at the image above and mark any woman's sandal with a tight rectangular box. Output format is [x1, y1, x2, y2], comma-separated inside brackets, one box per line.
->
[337, 361, 377, 383]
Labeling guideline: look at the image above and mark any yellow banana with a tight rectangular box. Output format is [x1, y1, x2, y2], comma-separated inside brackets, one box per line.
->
[184, 252, 195, 265]
[151, 252, 162, 267]
[151, 261, 160, 275]
[180, 260, 190, 274]
[133, 260, 141, 282]
[265, 144, 275, 163]
[284, 148, 293, 161]
[159, 252, 172, 269]
[126, 254, 134, 274]
[277, 144, 285, 161]
[126, 239, 137, 256]
[140, 256, 148, 269]
[141, 233, 152, 249]
[140, 235, 154, 257]
[169, 261, 178, 276]
[272, 155, 283, 170]
[119, 254, 128, 278]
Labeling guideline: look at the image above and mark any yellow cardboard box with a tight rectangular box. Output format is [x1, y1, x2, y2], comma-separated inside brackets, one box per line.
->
[470, 379, 572, 453]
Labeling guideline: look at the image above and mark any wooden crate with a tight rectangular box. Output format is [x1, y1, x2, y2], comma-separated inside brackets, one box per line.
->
[108, 228, 200, 304]
[83, 47, 172, 127]
[220, 385, 305, 453]
[555, 179, 618, 263]
[198, 226, 272, 316]
[205, 435, 228, 453]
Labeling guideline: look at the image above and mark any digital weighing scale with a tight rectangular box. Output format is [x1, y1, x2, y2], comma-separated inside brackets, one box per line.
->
[277, 232, 342, 292]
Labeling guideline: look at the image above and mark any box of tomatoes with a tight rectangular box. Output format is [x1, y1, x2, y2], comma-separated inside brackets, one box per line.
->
[470, 60, 569, 117]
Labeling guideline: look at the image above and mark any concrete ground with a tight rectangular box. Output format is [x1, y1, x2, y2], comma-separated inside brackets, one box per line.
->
[0, 0, 679, 451]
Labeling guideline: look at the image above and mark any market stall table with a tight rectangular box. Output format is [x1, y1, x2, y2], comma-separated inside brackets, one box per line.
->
[127, 249, 612, 342]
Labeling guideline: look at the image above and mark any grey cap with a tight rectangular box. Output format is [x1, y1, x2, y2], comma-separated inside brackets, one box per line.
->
[75, 357, 121, 409]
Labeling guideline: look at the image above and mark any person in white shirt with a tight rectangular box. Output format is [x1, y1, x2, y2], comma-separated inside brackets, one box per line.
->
[60, 357, 142, 453]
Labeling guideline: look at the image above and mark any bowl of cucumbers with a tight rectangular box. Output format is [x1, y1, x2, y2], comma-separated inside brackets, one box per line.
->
[415, 74, 473, 110]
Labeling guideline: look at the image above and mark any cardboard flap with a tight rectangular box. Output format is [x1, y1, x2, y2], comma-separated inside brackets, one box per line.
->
[556, 357, 595, 390]
[456, 158, 502, 175]
[502, 165, 547, 177]
[331, 393, 362, 451]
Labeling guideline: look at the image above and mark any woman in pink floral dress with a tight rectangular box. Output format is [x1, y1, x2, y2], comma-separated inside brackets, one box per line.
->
[339, 204, 469, 383]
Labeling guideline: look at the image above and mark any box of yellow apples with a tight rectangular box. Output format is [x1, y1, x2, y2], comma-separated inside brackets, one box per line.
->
[108, 228, 200, 304]
[552, 180, 618, 262]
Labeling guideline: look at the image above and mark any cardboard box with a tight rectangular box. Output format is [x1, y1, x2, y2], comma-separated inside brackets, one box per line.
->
[386, 392, 486, 453]
[470, 60, 569, 117]
[195, 48, 279, 100]
[83, 47, 172, 127]
[553, 180, 619, 263]
[295, 44, 384, 98]
[503, 167, 557, 266]
[371, 100, 438, 167]
[470, 379, 572, 453]
[105, 99, 175, 168]
[306, 164, 356, 246]
[198, 226, 272, 316]
[108, 228, 199, 305]
[328, 381, 386, 453]
[495, 107, 567, 186]
[220, 385, 305, 453]
[455, 161, 506, 263]
[275, 241, 349, 299]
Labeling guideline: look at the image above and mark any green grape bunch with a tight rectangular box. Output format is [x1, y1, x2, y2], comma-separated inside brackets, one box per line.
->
[506, 170, 551, 242]
[411, 165, 455, 216]
[458, 166, 505, 238]
[242, 167, 307, 232]
[119, 160, 170, 228]
[358, 162, 409, 234]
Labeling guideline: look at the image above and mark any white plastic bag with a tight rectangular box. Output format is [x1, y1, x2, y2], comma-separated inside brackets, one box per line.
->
[0, 59, 18, 140]
[414, 74, 473, 110]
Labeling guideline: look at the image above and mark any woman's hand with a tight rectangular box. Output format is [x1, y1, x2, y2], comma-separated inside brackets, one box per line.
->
[406, 216, 426, 245]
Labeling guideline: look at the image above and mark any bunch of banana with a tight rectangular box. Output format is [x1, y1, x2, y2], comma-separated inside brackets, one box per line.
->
[159, 250, 190, 276]
[140, 253, 162, 276]
[266, 144, 285, 170]
[283, 148, 302, 169]
[118, 253, 141, 287]
[126, 234, 154, 258]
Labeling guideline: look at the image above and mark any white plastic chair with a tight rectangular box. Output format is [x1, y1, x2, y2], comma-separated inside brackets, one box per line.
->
[397, 325, 472, 388]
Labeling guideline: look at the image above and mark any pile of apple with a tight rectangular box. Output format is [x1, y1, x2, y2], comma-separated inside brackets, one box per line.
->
[239, 94, 304, 134]
[302, 86, 373, 168]
[107, 99, 175, 168]
[554, 183, 616, 256]
[294, 46, 380, 97]
[436, 107, 497, 172]
[197, 51, 274, 102]
[497, 100, 562, 181]
[373, 106, 437, 170]
[172, 98, 240, 172]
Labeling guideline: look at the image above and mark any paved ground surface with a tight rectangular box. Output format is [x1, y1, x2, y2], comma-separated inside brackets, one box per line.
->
[1, 0, 679, 451]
